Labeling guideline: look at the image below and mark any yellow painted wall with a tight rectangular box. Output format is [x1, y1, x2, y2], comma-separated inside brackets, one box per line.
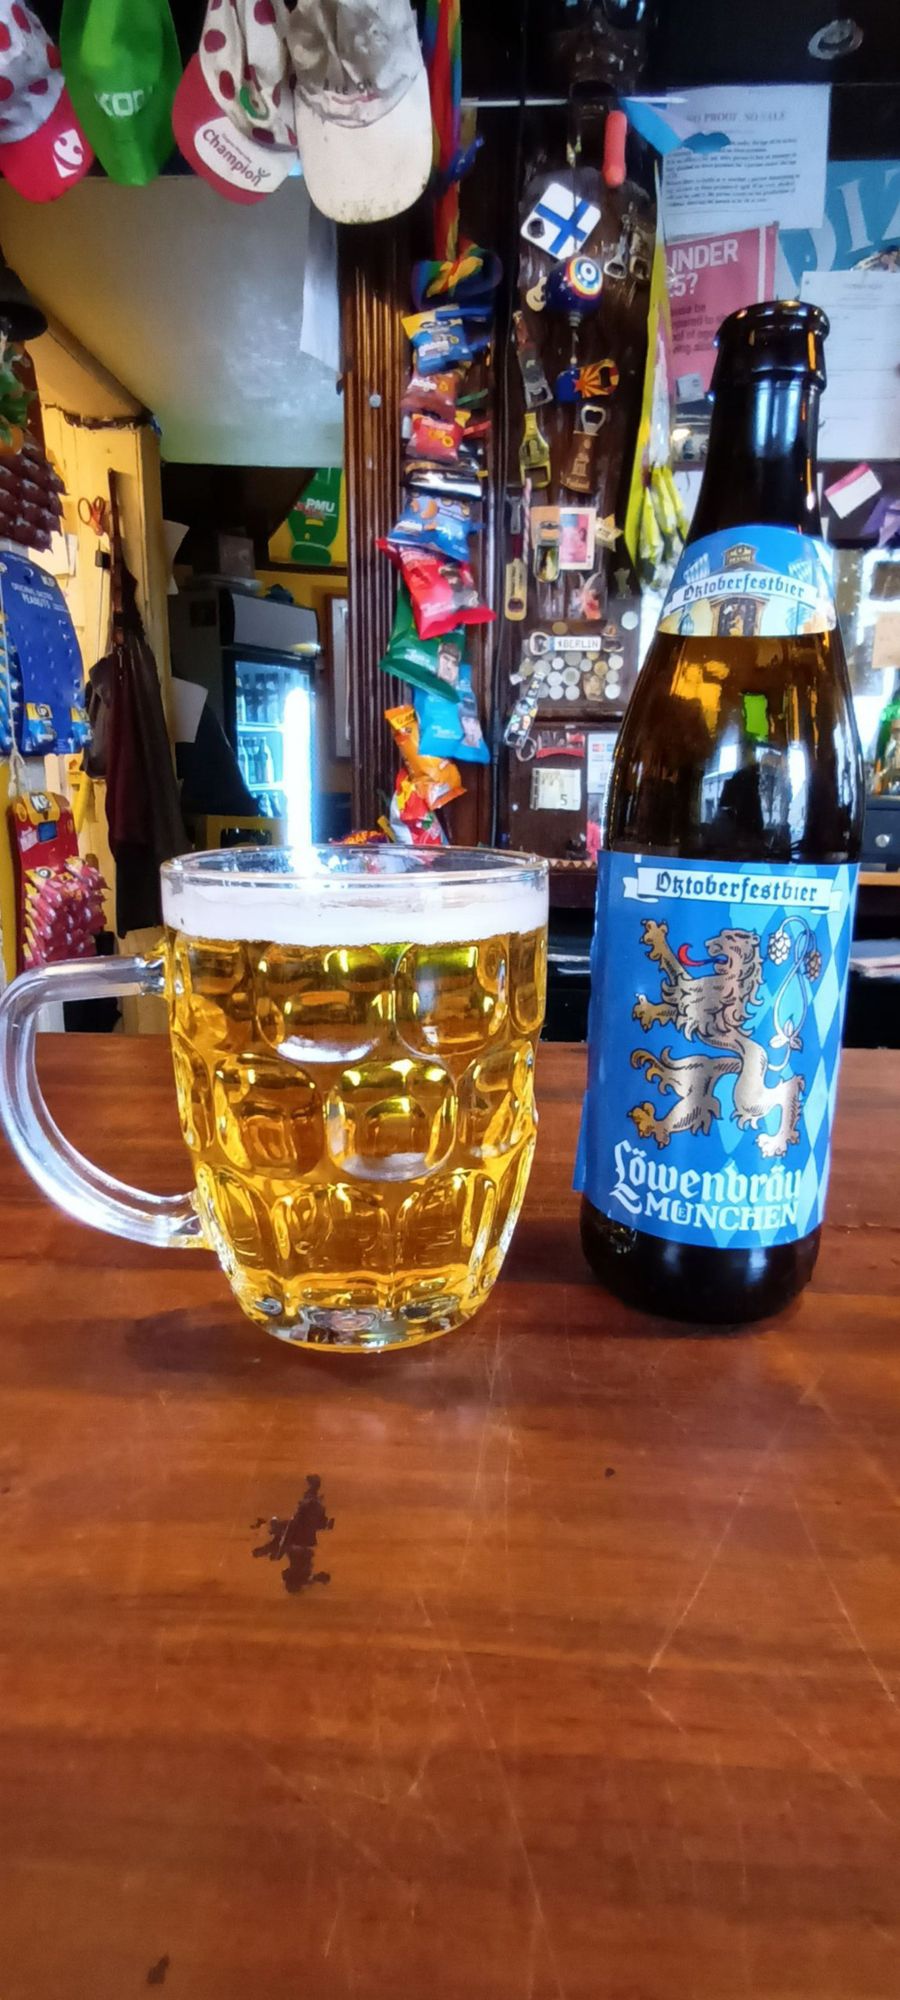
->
[254, 567, 351, 797]
[0, 331, 172, 1011]
[43, 410, 172, 714]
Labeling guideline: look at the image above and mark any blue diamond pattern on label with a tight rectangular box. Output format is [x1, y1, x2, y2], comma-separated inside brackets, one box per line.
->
[575, 855, 859, 1250]
[658, 525, 836, 639]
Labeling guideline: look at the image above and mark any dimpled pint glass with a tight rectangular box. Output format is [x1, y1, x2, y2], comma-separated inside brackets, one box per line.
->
[0, 847, 549, 1351]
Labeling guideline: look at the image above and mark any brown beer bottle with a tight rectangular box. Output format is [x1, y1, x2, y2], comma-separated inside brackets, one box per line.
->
[576, 301, 863, 1323]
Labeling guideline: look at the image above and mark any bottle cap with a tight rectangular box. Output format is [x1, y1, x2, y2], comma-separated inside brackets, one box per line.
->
[712, 299, 829, 391]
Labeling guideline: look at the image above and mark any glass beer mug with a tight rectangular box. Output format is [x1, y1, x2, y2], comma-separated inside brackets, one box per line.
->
[0, 847, 548, 1351]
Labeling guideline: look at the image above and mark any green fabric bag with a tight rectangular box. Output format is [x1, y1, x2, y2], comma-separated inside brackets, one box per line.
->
[60, 0, 181, 186]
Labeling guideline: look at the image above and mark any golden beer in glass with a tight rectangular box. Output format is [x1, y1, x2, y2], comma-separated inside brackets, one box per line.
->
[162, 847, 548, 1349]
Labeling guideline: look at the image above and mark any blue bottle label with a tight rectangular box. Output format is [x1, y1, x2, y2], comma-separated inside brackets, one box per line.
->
[659, 525, 836, 639]
[575, 854, 859, 1250]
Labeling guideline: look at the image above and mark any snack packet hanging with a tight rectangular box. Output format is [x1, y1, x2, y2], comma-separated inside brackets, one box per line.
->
[389, 493, 478, 566]
[416, 663, 490, 765]
[400, 369, 462, 418]
[385, 703, 465, 810]
[377, 543, 495, 639]
[405, 305, 493, 327]
[378, 586, 465, 699]
[389, 772, 448, 846]
[404, 310, 491, 375]
[405, 411, 472, 465]
[404, 462, 486, 501]
[406, 315, 474, 373]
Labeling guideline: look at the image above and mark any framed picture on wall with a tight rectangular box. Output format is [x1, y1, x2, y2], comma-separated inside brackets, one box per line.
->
[326, 595, 350, 758]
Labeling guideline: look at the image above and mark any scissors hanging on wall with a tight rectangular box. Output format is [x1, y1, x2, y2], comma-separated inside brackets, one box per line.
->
[78, 494, 110, 539]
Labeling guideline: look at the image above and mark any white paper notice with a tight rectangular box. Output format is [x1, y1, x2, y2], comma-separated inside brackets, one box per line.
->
[661, 86, 830, 238]
[170, 676, 208, 747]
[823, 464, 882, 520]
[800, 269, 900, 460]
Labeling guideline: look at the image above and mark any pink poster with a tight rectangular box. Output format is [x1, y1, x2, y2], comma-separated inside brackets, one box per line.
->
[667, 225, 778, 405]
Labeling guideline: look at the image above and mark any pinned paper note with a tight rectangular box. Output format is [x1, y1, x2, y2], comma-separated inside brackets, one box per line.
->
[872, 614, 900, 675]
[625, 86, 830, 237]
[40, 531, 78, 578]
[824, 465, 882, 521]
[800, 270, 900, 461]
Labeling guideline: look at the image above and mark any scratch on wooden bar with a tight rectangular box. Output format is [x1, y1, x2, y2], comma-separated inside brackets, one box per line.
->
[647, 1487, 751, 1675]
[644, 1688, 688, 1736]
[745, 1689, 896, 1829]
[714, 1748, 749, 1908]
[457, 1320, 503, 1582]
[793, 1496, 900, 1716]
[523, 1904, 543, 2000]
[420, 1585, 566, 1996]
[501, 1423, 514, 1612]
[444, 1635, 569, 2000]
[339, 1900, 360, 1999]
[561, 1289, 581, 1390]
[799, 1379, 900, 1509]
[403, 1663, 447, 1799]
[647, 1390, 824, 1676]
[484, 1314, 504, 1400]
[323, 1903, 341, 1960]
[621, 1812, 650, 1901]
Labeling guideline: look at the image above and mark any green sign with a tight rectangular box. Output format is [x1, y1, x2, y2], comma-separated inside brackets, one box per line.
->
[288, 469, 344, 568]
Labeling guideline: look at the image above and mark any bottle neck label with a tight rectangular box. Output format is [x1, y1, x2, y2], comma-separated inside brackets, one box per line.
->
[659, 524, 836, 640]
[575, 852, 859, 1250]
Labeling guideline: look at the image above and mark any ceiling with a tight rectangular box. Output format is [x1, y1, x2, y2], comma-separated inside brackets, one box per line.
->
[0, 174, 343, 469]
[6, 0, 894, 478]
[463, 0, 900, 98]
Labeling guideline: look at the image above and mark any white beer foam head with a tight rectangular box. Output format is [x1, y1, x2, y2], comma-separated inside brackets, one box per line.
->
[162, 847, 548, 948]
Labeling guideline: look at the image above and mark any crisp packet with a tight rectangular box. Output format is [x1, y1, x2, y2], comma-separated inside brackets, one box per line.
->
[378, 586, 465, 699]
[400, 368, 462, 418]
[405, 411, 472, 464]
[376, 543, 495, 640]
[385, 703, 465, 809]
[416, 663, 490, 764]
[389, 772, 448, 846]
[404, 461, 486, 500]
[406, 314, 474, 373]
[388, 493, 477, 566]
[404, 310, 491, 374]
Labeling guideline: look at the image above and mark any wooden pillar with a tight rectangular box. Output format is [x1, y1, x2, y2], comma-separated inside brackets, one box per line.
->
[339, 223, 408, 832]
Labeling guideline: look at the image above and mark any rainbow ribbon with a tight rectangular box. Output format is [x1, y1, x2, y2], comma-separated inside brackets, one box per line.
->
[424, 0, 462, 262]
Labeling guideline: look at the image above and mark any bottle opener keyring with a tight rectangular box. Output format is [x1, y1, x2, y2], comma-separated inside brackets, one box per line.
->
[578, 402, 609, 436]
[504, 655, 551, 754]
[584, 358, 620, 398]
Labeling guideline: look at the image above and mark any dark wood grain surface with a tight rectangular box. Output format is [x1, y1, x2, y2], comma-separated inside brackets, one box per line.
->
[2, 1037, 900, 2000]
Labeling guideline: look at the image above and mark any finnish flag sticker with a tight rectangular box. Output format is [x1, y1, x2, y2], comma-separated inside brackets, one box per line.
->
[522, 181, 602, 261]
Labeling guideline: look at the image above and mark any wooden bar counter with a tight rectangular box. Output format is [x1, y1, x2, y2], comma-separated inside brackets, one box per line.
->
[1, 1037, 899, 1999]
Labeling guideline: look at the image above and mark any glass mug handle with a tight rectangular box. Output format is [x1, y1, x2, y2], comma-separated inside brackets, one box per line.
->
[0, 954, 205, 1249]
